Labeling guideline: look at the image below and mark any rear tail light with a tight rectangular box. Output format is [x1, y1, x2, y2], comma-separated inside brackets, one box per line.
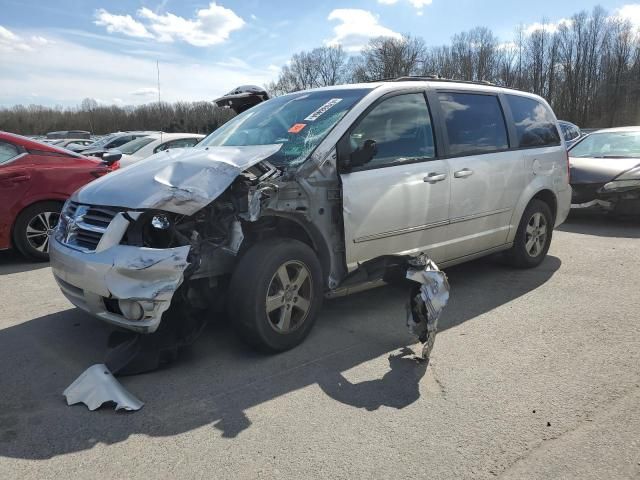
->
[565, 149, 571, 183]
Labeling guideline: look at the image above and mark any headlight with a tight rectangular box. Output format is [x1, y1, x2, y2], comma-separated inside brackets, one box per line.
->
[151, 214, 171, 230]
[601, 179, 640, 192]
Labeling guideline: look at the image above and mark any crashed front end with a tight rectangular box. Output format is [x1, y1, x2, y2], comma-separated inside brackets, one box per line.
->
[50, 145, 282, 333]
[571, 160, 640, 215]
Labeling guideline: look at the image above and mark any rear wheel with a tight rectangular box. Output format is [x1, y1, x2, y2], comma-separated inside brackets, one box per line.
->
[507, 199, 553, 268]
[13, 201, 62, 261]
[228, 238, 323, 352]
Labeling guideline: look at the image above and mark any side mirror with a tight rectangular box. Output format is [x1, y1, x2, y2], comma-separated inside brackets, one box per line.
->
[102, 149, 122, 165]
[349, 139, 377, 169]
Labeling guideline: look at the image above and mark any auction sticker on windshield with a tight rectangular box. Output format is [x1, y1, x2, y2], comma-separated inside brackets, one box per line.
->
[288, 123, 306, 133]
[304, 98, 342, 122]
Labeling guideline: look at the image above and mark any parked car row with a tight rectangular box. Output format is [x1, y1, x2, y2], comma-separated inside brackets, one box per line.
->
[0, 132, 119, 260]
[0, 129, 206, 260]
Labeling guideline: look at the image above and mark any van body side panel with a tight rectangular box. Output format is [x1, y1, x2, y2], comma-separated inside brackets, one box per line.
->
[342, 159, 451, 268]
[445, 150, 524, 259]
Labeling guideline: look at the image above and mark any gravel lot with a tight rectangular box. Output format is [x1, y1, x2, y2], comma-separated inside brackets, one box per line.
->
[0, 212, 639, 479]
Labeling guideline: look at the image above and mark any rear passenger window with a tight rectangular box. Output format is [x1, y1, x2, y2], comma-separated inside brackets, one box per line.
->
[437, 92, 509, 156]
[347, 93, 436, 169]
[506, 95, 561, 147]
[0, 141, 20, 164]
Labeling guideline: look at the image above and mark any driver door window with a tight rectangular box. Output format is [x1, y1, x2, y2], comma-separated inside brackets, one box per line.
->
[347, 93, 435, 170]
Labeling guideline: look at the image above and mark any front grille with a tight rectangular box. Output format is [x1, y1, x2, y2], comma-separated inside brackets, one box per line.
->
[58, 202, 119, 252]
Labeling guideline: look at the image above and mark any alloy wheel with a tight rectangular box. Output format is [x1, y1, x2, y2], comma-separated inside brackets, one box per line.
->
[265, 260, 313, 334]
[26, 211, 60, 253]
[525, 212, 547, 258]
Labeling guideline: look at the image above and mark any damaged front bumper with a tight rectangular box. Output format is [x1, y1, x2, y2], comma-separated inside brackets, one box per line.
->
[571, 183, 640, 214]
[50, 237, 190, 333]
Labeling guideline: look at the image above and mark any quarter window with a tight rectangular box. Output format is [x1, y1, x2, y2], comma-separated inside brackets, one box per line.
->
[438, 92, 509, 156]
[0, 141, 20, 165]
[506, 95, 561, 147]
[347, 93, 436, 169]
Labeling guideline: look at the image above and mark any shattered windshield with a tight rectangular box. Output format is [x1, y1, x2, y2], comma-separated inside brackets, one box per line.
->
[200, 88, 372, 167]
[570, 131, 640, 158]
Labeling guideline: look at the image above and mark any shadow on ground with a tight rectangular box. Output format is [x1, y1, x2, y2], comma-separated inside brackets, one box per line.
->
[0, 254, 561, 459]
[557, 211, 640, 239]
[0, 250, 49, 275]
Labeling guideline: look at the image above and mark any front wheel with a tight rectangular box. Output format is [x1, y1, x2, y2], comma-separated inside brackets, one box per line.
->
[228, 238, 323, 352]
[13, 201, 63, 261]
[507, 199, 553, 268]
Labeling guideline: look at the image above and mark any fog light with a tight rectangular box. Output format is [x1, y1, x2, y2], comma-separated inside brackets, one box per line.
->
[151, 214, 170, 230]
[118, 300, 144, 321]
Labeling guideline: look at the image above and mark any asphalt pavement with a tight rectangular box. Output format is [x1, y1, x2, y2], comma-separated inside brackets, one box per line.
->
[0, 212, 638, 479]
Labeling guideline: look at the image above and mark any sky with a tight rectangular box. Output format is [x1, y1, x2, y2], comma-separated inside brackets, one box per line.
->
[1, 0, 639, 107]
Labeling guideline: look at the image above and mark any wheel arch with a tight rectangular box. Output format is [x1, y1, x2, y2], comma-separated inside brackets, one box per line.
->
[507, 187, 558, 244]
[10, 199, 65, 248]
[242, 214, 333, 284]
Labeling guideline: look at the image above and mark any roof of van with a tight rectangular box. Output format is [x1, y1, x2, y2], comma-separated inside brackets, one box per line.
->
[297, 78, 548, 103]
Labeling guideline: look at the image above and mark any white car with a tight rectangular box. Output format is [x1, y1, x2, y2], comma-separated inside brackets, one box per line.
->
[51, 79, 570, 353]
[117, 133, 205, 167]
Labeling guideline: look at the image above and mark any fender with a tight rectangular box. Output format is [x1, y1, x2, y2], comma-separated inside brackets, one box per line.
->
[507, 179, 558, 244]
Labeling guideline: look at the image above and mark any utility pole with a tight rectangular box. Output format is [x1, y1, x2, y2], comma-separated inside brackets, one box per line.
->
[157, 60, 161, 104]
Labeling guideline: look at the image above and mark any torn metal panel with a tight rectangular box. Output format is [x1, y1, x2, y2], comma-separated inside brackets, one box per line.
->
[103, 245, 191, 332]
[63, 364, 144, 411]
[406, 256, 450, 360]
[73, 145, 282, 215]
[225, 220, 244, 255]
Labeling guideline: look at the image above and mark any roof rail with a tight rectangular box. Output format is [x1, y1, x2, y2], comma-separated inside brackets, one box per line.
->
[374, 75, 496, 87]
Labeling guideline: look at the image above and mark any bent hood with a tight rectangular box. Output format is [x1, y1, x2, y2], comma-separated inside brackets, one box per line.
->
[569, 156, 640, 184]
[74, 144, 281, 215]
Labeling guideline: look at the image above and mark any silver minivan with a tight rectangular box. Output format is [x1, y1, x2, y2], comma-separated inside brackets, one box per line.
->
[50, 78, 571, 352]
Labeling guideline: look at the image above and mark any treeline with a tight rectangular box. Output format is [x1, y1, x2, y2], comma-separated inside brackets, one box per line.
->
[0, 99, 236, 136]
[267, 6, 640, 127]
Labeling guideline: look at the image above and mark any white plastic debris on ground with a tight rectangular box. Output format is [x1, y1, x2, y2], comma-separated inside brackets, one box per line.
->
[63, 364, 144, 411]
[405, 256, 450, 360]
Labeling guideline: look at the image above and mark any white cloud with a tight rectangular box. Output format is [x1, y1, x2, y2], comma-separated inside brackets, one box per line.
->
[377, 0, 432, 13]
[95, 2, 245, 47]
[215, 57, 251, 69]
[524, 18, 572, 35]
[94, 8, 153, 39]
[130, 87, 159, 97]
[326, 9, 402, 52]
[615, 4, 640, 28]
[0, 26, 53, 52]
[408, 0, 433, 9]
[0, 32, 274, 107]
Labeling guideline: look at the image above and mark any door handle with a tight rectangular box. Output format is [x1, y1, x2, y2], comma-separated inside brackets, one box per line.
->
[423, 172, 447, 183]
[454, 168, 474, 178]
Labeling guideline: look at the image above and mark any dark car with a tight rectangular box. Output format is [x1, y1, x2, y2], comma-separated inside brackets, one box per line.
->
[558, 120, 582, 149]
[569, 126, 640, 215]
[0, 132, 119, 261]
[79, 131, 156, 158]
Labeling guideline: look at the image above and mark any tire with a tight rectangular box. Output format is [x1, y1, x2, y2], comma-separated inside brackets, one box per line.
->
[12, 201, 63, 262]
[227, 238, 323, 352]
[507, 199, 553, 269]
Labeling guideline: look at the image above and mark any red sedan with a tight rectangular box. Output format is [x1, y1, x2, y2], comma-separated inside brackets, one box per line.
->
[0, 132, 119, 261]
